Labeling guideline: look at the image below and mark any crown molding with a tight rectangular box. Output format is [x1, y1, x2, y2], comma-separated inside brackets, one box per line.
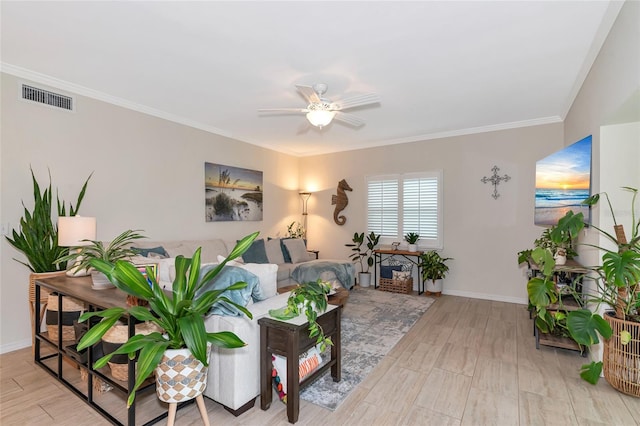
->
[0, 63, 232, 138]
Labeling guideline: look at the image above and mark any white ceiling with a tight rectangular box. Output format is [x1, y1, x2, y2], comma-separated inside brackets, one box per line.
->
[0, 1, 624, 157]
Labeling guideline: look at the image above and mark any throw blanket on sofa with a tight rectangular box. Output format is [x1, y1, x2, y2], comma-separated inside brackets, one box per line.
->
[195, 265, 263, 316]
[291, 260, 355, 290]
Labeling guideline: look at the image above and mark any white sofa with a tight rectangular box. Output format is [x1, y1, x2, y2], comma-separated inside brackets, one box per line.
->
[127, 237, 312, 414]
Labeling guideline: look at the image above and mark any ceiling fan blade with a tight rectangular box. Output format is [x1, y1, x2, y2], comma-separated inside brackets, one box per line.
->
[333, 111, 365, 127]
[295, 85, 321, 104]
[332, 93, 380, 110]
[258, 108, 307, 113]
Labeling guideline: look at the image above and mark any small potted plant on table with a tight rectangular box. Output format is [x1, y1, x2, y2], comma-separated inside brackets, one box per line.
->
[404, 232, 420, 252]
[56, 229, 147, 290]
[420, 250, 452, 297]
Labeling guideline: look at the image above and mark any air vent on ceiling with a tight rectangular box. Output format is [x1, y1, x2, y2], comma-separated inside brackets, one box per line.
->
[21, 84, 74, 111]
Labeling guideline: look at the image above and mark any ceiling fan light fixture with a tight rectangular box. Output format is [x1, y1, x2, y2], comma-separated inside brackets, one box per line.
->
[306, 110, 336, 128]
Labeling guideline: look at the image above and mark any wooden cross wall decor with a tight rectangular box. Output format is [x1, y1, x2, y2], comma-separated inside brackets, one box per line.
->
[481, 165, 511, 200]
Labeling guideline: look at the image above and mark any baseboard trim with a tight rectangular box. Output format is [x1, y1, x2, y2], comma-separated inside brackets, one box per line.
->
[0, 338, 31, 355]
[442, 289, 527, 305]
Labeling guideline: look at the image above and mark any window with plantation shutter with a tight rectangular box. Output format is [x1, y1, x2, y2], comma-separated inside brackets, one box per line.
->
[366, 171, 442, 249]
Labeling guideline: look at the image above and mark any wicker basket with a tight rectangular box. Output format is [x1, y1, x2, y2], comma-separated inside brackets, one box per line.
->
[603, 312, 640, 397]
[29, 271, 66, 350]
[46, 293, 85, 343]
[379, 277, 413, 294]
[102, 322, 162, 382]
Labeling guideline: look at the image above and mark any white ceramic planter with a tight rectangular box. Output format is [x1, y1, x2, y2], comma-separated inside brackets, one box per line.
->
[408, 244, 418, 252]
[425, 278, 443, 295]
[359, 272, 372, 288]
[90, 271, 115, 290]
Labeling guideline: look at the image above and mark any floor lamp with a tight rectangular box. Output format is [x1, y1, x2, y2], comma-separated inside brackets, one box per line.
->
[299, 192, 311, 239]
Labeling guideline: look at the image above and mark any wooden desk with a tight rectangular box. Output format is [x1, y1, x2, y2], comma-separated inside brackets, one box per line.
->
[374, 249, 424, 294]
[259, 305, 341, 423]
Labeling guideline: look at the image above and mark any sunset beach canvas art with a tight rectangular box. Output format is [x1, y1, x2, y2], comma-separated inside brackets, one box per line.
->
[205, 162, 263, 222]
[535, 135, 592, 226]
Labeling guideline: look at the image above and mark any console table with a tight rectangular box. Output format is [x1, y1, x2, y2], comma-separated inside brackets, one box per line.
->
[259, 304, 341, 423]
[33, 275, 188, 425]
[373, 249, 424, 294]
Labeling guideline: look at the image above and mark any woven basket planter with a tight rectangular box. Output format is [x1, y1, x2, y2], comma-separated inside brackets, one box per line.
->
[156, 344, 211, 403]
[46, 293, 85, 343]
[29, 271, 66, 349]
[379, 277, 413, 294]
[603, 311, 640, 397]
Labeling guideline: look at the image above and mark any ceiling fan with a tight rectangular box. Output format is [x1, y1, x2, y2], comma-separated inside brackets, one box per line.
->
[259, 83, 380, 129]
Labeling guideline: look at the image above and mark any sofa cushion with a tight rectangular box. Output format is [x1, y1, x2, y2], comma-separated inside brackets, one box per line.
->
[283, 238, 309, 264]
[130, 245, 169, 259]
[279, 238, 293, 263]
[241, 238, 269, 264]
[264, 238, 286, 265]
[221, 256, 278, 299]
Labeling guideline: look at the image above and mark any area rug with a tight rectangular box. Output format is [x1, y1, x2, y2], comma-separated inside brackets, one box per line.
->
[299, 288, 434, 411]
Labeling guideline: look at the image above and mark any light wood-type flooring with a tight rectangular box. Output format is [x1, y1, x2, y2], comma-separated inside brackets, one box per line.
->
[2, 291, 640, 425]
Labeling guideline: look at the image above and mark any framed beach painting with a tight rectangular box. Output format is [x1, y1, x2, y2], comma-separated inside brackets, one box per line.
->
[205, 162, 263, 222]
[535, 135, 592, 226]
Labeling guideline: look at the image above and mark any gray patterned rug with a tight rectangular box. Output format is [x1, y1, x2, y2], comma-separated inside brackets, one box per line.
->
[299, 287, 435, 411]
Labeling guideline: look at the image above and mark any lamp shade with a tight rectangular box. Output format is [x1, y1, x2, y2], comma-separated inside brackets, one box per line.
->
[306, 110, 336, 128]
[58, 216, 97, 247]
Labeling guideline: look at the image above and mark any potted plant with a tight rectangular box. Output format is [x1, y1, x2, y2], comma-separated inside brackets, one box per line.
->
[5, 168, 91, 347]
[269, 279, 333, 351]
[420, 250, 452, 296]
[76, 231, 259, 407]
[345, 231, 380, 287]
[287, 221, 306, 239]
[56, 229, 147, 290]
[404, 232, 420, 252]
[527, 187, 640, 394]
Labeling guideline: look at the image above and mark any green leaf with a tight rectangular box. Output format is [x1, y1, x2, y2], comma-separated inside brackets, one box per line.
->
[76, 309, 125, 351]
[178, 313, 208, 364]
[127, 339, 169, 407]
[207, 331, 246, 349]
[527, 277, 557, 308]
[530, 247, 556, 276]
[579, 361, 603, 385]
[567, 310, 612, 346]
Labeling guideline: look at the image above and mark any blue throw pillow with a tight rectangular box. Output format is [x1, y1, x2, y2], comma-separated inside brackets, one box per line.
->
[131, 246, 169, 259]
[195, 265, 259, 316]
[241, 238, 269, 264]
[279, 238, 293, 263]
[380, 265, 403, 279]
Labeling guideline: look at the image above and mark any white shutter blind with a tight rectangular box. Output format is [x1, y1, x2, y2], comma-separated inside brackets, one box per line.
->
[403, 176, 439, 240]
[367, 177, 398, 237]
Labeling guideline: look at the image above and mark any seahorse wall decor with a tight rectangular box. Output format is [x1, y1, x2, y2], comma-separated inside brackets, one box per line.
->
[331, 179, 352, 225]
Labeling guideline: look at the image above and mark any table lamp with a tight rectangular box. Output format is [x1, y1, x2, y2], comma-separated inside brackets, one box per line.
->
[58, 216, 97, 277]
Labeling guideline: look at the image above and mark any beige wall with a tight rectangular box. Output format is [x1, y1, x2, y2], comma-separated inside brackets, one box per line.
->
[300, 123, 564, 303]
[0, 73, 300, 352]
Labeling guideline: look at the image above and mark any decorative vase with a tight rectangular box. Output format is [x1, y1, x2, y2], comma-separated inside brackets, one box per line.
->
[425, 279, 443, 297]
[603, 311, 640, 397]
[358, 272, 371, 288]
[554, 249, 567, 266]
[408, 244, 418, 252]
[156, 344, 211, 403]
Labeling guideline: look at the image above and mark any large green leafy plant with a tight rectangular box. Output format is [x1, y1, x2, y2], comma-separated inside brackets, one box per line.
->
[420, 250, 453, 283]
[526, 187, 640, 384]
[6, 169, 91, 272]
[345, 231, 380, 273]
[269, 279, 333, 351]
[77, 231, 259, 406]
